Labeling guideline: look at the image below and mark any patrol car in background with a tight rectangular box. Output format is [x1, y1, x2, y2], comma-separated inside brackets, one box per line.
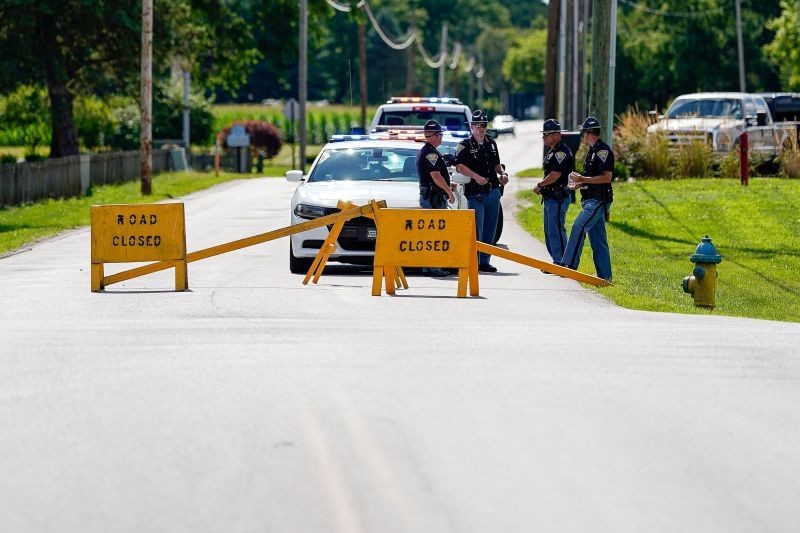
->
[285, 128, 481, 273]
[369, 97, 473, 132]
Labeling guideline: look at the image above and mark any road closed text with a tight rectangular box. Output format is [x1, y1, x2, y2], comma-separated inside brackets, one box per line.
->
[400, 218, 449, 252]
[111, 235, 162, 247]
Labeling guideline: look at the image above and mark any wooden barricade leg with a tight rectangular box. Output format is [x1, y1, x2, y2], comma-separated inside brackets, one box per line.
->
[304, 204, 353, 285]
[91, 263, 104, 292]
[469, 243, 480, 296]
[457, 267, 468, 298]
[385, 266, 396, 295]
[394, 267, 408, 289]
[175, 259, 188, 291]
[372, 266, 384, 296]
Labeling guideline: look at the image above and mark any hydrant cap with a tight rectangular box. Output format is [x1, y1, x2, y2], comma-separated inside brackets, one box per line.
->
[690, 236, 722, 264]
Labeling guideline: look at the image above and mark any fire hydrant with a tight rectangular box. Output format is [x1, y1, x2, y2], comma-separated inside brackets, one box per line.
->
[682, 236, 723, 308]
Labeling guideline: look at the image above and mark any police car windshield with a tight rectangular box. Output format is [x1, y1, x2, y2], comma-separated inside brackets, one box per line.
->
[308, 146, 421, 183]
[667, 98, 743, 119]
[378, 112, 467, 130]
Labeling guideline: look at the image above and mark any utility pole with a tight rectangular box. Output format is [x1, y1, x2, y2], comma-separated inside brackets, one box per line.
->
[182, 68, 190, 150]
[571, 0, 579, 128]
[358, 21, 367, 130]
[589, 0, 615, 143]
[140, 0, 153, 195]
[557, 0, 567, 124]
[544, 0, 560, 119]
[405, 18, 416, 96]
[299, 0, 307, 172]
[438, 24, 448, 96]
[735, 0, 746, 92]
[578, 0, 589, 122]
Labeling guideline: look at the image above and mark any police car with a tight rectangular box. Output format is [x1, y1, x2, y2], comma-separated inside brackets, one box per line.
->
[285, 129, 472, 273]
[369, 97, 473, 133]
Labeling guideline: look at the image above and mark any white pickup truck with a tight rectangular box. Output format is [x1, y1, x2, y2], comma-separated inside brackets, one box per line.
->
[646, 92, 796, 157]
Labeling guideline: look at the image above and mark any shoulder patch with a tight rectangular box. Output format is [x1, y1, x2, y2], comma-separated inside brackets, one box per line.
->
[456, 144, 465, 155]
[555, 151, 566, 164]
[426, 153, 439, 166]
[597, 149, 609, 163]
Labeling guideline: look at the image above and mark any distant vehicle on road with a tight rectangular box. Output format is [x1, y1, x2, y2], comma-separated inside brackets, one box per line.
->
[646, 92, 796, 156]
[369, 97, 473, 132]
[492, 115, 516, 136]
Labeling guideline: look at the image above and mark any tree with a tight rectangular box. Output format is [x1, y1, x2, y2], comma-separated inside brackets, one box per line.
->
[0, 0, 260, 158]
[502, 29, 547, 93]
[763, 0, 800, 91]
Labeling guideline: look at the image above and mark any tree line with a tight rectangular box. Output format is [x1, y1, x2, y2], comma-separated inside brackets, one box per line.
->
[1, 0, 798, 158]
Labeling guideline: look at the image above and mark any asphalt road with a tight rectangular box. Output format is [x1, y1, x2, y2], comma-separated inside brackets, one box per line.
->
[1, 120, 799, 533]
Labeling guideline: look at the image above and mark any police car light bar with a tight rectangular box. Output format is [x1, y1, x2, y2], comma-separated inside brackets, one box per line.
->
[387, 96, 463, 105]
[329, 134, 369, 142]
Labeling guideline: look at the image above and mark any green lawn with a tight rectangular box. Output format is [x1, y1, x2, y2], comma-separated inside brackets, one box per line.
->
[515, 167, 544, 178]
[0, 171, 262, 255]
[517, 177, 800, 323]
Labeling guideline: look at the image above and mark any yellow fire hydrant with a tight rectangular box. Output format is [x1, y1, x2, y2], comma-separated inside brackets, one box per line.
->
[682, 236, 723, 308]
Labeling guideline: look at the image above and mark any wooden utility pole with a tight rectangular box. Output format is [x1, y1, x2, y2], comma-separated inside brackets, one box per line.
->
[405, 10, 417, 96]
[299, 0, 307, 171]
[438, 24, 448, 96]
[544, 0, 560, 119]
[358, 22, 368, 130]
[140, 0, 153, 195]
[589, 0, 611, 141]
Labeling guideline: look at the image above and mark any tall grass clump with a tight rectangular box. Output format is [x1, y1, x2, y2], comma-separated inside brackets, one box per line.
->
[779, 129, 800, 178]
[614, 105, 672, 178]
[640, 134, 672, 178]
[676, 140, 713, 177]
[717, 148, 741, 179]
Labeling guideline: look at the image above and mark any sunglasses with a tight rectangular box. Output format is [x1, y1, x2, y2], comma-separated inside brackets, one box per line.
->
[471, 123, 487, 128]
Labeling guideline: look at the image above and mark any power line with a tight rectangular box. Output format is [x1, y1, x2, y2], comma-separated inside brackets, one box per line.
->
[618, 0, 725, 18]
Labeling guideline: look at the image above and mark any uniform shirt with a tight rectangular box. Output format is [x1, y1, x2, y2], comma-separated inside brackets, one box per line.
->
[542, 141, 574, 187]
[454, 135, 501, 196]
[581, 138, 614, 198]
[417, 141, 450, 190]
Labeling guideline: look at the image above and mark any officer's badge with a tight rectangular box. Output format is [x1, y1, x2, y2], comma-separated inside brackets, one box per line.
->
[426, 153, 439, 166]
[597, 150, 609, 163]
[456, 144, 465, 155]
[555, 151, 566, 164]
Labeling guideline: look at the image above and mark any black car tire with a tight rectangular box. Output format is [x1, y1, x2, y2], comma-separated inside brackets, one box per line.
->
[290, 241, 314, 274]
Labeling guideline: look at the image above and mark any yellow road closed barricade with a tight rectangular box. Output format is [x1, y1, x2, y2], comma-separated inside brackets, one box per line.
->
[373, 207, 478, 298]
[91, 203, 187, 292]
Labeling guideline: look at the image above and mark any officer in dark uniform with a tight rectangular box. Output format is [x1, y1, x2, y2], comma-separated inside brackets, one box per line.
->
[455, 110, 509, 272]
[559, 116, 614, 281]
[417, 119, 455, 209]
[534, 118, 574, 263]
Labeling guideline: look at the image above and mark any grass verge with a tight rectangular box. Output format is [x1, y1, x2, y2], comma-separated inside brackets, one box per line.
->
[515, 167, 544, 178]
[0, 171, 260, 255]
[516, 177, 800, 323]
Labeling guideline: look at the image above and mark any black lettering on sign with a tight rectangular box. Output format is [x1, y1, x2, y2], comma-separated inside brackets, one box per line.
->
[117, 215, 124, 225]
[150, 214, 157, 224]
[427, 219, 436, 230]
[399, 241, 407, 252]
[112, 236, 119, 246]
[154, 235, 161, 246]
[129, 214, 136, 225]
[443, 240, 449, 251]
[405, 220, 412, 230]
[417, 219, 424, 230]
[439, 219, 446, 230]
[426, 241, 432, 251]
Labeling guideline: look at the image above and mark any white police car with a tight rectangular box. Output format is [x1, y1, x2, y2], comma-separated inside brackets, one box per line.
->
[369, 97, 473, 133]
[285, 130, 471, 273]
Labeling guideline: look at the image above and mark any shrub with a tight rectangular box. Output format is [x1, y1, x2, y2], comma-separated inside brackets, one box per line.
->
[676, 140, 712, 177]
[640, 134, 672, 178]
[779, 129, 800, 178]
[1, 85, 51, 152]
[718, 148, 741, 179]
[106, 97, 140, 150]
[24, 153, 46, 162]
[73, 94, 114, 149]
[152, 81, 215, 146]
[0, 154, 17, 164]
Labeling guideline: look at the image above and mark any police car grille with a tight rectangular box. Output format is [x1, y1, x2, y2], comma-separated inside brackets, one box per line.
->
[327, 216, 377, 251]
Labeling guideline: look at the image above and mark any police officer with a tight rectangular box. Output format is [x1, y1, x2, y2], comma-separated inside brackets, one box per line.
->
[417, 119, 455, 209]
[559, 116, 614, 281]
[455, 110, 509, 272]
[534, 119, 574, 263]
